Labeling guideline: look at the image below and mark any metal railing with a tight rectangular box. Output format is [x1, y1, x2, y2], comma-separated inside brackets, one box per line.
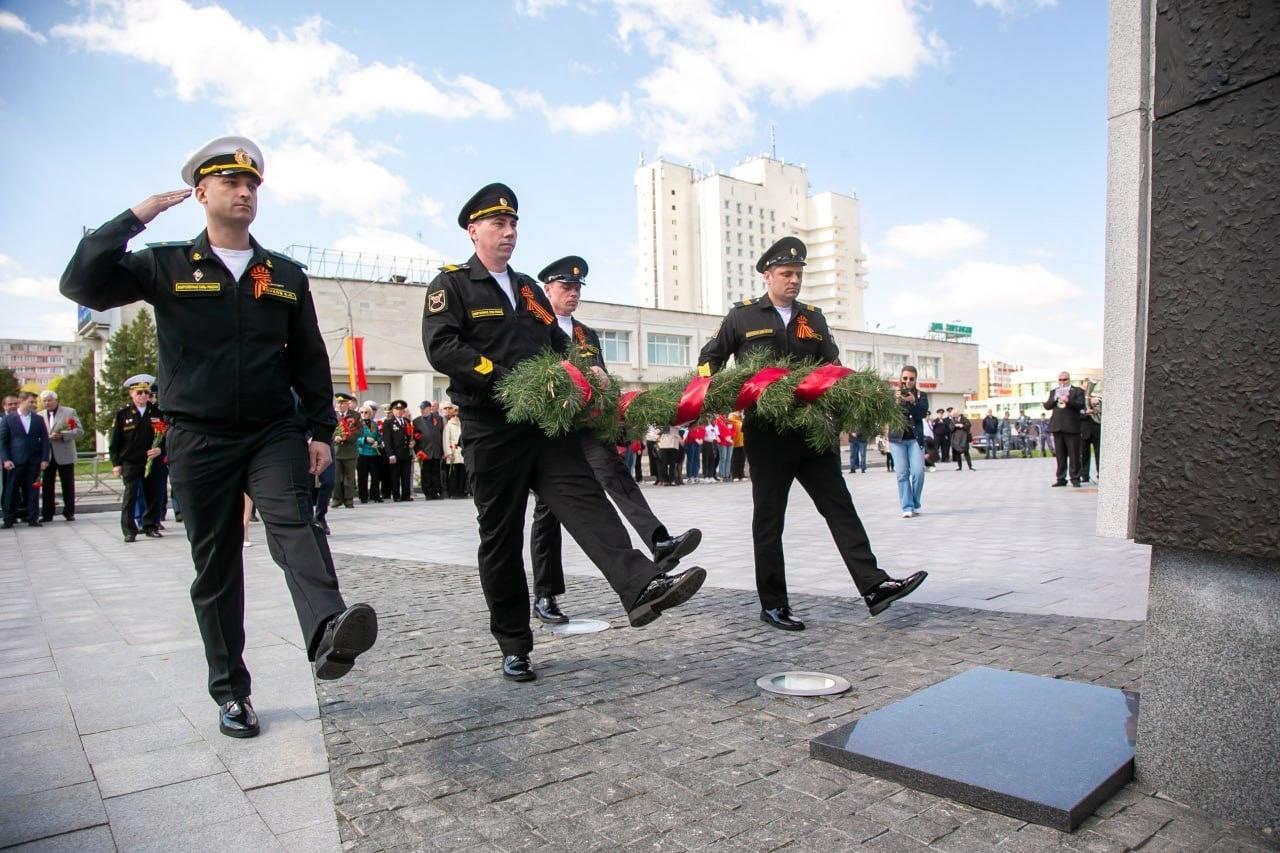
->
[282, 245, 445, 284]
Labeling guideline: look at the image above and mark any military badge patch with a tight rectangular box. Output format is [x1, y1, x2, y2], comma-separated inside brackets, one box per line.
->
[249, 264, 272, 299]
[427, 289, 447, 314]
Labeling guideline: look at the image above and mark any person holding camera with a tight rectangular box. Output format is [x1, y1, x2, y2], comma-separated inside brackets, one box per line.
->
[888, 367, 931, 518]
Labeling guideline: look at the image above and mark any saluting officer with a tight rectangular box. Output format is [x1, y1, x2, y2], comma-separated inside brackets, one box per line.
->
[422, 184, 706, 682]
[697, 237, 927, 631]
[528, 256, 701, 624]
[60, 135, 377, 739]
[109, 375, 166, 542]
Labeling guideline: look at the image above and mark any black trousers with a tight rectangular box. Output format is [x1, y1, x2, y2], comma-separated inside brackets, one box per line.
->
[120, 464, 164, 536]
[332, 456, 357, 506]
[167, 422, 347, 704]
[940, 441, 951, 463]
[376, 454, 393, 499]
[1054, 431, 1082, 484]
[463, 414, 660, 656]
[3, 462, 40, 523]
[646, 441, 661, 482]
[41, 461, 76, 520]
[731, 446, 746, 479]
[701, 443, 718, 479]
[744, 422, 889, 609]
[356, 455, 378, 502]
[389, 456, 413, 500]
[1080, 428, 1100, 480]
[530, 434, 667, 599]
[954, 448, 972, 469]
[659, 448, 682, 484]
[445, 462, 467, 497]
[419, 458, 442, 498]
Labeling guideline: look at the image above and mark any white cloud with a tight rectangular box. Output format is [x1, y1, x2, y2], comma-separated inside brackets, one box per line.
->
[993, 332, 1099, 373]
[609, 0, 942, 159]
[889, 260, 1083, 318]
[974, 0, 1058, 18]
[0, 11, 47, 44]
[0, 275, 63, 303]
[51, 0, 509, 226]
[518, 91, 633, 134]
[329, 228, 447, 263]
[884, 218, 987, 259]
[515, 0, 572, 16]
[862, 242, 905, 272]
[0, 253, 16, 269]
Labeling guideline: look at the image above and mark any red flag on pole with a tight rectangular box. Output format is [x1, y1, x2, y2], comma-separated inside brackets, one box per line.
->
[345, 336, 368, 392]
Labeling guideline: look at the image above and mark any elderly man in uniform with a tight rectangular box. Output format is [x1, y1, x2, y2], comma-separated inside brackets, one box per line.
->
[38, 390, 83, 522]
[381, 400, 415, 501]
[527, 255, 701, 624]
[109, 375, 166, 541]
[412, 400, 445, 499]
[60, 135, 377, 739]
[331, 392, 359, 509]
[422, 184, 705, 682]
[697, 237, 927, 631]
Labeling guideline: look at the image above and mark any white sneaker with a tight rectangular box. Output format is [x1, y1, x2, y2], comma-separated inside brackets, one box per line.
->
[902, 511, 913, 519]
[912, 509, 921, 517]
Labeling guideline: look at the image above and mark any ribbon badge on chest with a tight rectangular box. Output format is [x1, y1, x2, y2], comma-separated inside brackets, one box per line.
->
[519, 284, 554, 325]
[795, 314, 822, 341]
[250, 264, 272, 299]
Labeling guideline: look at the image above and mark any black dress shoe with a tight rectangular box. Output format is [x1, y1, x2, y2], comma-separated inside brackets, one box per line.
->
[652, 528, 703, 571]
[2, 521, 13, 529]
[124, 532, 137, 542]
[314, 520, 331, 535]
[627, 566, 707, 627]
[313, 603, 378, 680]
[760, 606, 805, 631]
[173, 512, 182, 523]
[219, 697, 259, 738]
[27, 520, 42, 528]
[1051, 481, 1067, 487]
[143, 528, 162, 538]
[1071, 482, 1082, 488]
[40, 516, 53, 523]
[865, 571, 929, 616]
[533, 596, 569, 624]
[502, 654, 536, 682]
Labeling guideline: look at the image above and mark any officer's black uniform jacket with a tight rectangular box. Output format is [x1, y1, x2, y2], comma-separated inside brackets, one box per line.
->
[109, 402, 164, 471]
[60, 210, 336, 439]
[381, 416, 412, 458]
[421, 254, 569, 417]
[697, 295, 839, 374]
[564, 317, 605, 371]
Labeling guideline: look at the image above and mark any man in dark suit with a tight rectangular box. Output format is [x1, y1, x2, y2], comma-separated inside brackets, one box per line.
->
[0, 392, 50, 528]
[1043, 371, 1086, 487]
[381, 400, 414, 501]
[412, 400, 445, 499]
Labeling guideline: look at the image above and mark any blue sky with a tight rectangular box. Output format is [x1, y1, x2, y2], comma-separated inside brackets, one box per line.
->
[0, 0, 1107, 370]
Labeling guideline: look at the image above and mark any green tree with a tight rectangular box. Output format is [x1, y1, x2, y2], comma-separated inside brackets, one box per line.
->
[96, 309, 159, 428]
[56, 351, 98, 451]
[0, 366, 17, 399]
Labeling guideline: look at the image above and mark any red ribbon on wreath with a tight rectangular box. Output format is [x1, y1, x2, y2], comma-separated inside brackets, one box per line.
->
[674, 376, 711, 426]
[734, 366, 791, 410]
[619, 390, 640, 419]
[561, 360, 593, 405]
[794, 364, 853, 403]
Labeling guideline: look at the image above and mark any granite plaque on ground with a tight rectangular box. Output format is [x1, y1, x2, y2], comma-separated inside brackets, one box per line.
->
[810, 667, 1139, 831]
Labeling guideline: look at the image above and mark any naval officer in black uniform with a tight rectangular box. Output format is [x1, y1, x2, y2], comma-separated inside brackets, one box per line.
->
[422, 184, 706, 682]
[697, 237, 927, 631]
[109, 375, 166, 542]
[527, 255, 701, 624]
[60, 135, 377, 738]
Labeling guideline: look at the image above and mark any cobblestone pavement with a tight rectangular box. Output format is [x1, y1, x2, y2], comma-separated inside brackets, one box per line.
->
[318, 559, 1274, 853]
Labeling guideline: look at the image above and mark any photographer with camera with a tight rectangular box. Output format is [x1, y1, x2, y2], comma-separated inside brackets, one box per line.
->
[888, 366, 931, 518]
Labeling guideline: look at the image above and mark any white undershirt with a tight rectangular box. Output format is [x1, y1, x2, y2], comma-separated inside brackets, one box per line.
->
[774, 304, 794, 327]
[212, 246, 254, 281]
[19, 412, 32, 432]
[489, 268, 516, 308]
[556, 315, 574, 337]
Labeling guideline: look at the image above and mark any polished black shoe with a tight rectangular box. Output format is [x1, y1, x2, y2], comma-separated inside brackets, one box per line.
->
[1, 521, 14, 530]
[27, 520, 42, 528]
[865, 571, 929, 616]
[219, 697, 259, 738]
[760, 606, 805, 631]
[143, 528, 162, 538]
[314, 520, 331, 535]
[40, 516, 53, 523]
[627, 566, 707, 627]
[123, 532, 137, 542]
[502, 654, 536, 682]
[1051, 481, 1067, 487]
[313, 603, 378, 680]
[173, 512, 182, 523]
[652, 528, 703, 571]
[533, 596, 568, 624]
[1071, 482, 1082, 488]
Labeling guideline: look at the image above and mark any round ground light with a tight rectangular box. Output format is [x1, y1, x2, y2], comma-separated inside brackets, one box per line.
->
[545, 618, 611, 636]
[756, 671, 852, 697]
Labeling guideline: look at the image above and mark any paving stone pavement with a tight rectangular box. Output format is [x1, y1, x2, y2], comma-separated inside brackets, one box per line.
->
[317, 558, 1275, 853]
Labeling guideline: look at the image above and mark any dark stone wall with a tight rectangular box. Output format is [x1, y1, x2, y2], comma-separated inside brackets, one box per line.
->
[1138, 1, 1280, 559]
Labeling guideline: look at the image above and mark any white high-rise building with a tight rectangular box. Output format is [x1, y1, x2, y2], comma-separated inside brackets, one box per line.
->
[635, 156, 867, 329]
